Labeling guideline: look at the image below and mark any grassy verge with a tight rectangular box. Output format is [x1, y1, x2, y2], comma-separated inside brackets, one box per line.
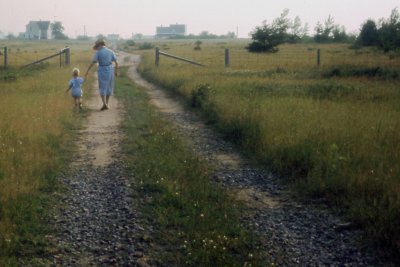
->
[116, 68, 266, 266]
[0, 40, 92, 265]
[132, 41, 400, 253]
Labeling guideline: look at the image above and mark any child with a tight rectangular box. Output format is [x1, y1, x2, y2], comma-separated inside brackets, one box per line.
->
[66, 68, 84, 109]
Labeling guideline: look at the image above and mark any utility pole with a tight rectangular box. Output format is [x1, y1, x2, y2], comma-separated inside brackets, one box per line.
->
[4, 47, 8, 68]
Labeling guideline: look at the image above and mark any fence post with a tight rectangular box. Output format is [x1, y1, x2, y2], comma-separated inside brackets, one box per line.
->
[64, 47, 70, 66]
[317, 48, 321, 67]
[225, 48, 230, 67]
[155, 47, 160, 67]
[4, 47, 8, 68]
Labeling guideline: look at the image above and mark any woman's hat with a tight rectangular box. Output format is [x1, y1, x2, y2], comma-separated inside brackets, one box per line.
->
[93, 39, 106, 49]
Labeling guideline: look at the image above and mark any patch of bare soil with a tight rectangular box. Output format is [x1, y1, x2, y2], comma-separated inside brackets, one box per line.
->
[73, 73, 123, 167]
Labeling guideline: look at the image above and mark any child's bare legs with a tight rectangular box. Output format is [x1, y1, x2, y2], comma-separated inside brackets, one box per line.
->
[74, 97, 82, 109]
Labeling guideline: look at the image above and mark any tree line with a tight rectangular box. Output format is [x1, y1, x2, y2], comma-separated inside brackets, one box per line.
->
[247, 8, 400, 53]
[3, 21, 68, 40]
[357, 8, 400, 52]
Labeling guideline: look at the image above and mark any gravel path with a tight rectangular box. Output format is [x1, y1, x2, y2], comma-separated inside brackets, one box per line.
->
[125, 53, 394, 266]
[46, 59, 148, 266]
[52, 163, 141, 266]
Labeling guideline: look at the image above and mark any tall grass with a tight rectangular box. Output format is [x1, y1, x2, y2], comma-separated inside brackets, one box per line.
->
[135, 40, 400, 253]
[0, 40, 92, 264]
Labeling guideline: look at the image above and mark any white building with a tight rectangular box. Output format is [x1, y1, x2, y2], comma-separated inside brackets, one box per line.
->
[107, 34, 120, 41]
[156, 24, 186, 38]
[25, 21, 51, 39]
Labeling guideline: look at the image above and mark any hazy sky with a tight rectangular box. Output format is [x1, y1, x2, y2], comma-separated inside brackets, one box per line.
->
[1, 0, 399, 38]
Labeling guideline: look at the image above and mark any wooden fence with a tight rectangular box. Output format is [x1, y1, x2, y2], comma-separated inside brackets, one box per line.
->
[1, 46, 70, 69]
[155, 48, 205, 67]
[22, 47, 70, 68]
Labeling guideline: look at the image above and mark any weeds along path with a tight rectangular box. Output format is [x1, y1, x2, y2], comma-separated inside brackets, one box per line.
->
[124, 52, 392, 266]
[47, 56, 146, 266]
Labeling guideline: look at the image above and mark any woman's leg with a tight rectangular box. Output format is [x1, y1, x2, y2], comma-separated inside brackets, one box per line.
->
[100, 95, 107, 110]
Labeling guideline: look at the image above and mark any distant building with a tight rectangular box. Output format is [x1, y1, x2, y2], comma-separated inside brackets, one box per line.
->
[76, 35, 91, 40]
[107, 34, 120, 41]
[0, 31, 5, 39]
[156, 24, 186, 38]
[25, 21, 51, 39]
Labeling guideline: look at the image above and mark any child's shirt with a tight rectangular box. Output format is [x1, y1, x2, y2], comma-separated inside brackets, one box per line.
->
[68, 77, 84, 97]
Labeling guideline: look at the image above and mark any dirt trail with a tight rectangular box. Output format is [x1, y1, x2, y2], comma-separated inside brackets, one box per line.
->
[126, 54, 184, 115]
[73, 73, 123, 167]
[123, 52, 392, 266]
[125, 53, 246, 168]
[46, 56, 146, 266]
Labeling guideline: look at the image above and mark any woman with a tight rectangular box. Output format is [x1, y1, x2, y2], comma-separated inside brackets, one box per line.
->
[85, 39, 119, 111]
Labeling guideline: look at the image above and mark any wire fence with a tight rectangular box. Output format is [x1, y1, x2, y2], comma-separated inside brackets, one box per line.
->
[154, 44, 400, 72]
[2, 41, 398, 72]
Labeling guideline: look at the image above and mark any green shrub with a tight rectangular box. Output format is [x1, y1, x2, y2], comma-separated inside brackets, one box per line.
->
[138, 42, 154, 50]
[126, 40, 136, 46]
[191, 84, 211, 108]
[325, 66, 399, 79]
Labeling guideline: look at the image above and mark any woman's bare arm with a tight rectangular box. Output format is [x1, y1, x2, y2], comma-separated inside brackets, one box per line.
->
[114, 60, 119, 77]
[85, 62, 95, 78]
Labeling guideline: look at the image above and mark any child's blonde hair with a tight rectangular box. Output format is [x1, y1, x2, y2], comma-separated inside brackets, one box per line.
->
[72, 67, 80, 76]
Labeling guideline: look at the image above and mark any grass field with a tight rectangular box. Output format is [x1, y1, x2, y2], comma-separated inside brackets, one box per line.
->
[126, 39, 400, 252]
[0, 40, 93, 265]
[1, 38, 399, 263]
